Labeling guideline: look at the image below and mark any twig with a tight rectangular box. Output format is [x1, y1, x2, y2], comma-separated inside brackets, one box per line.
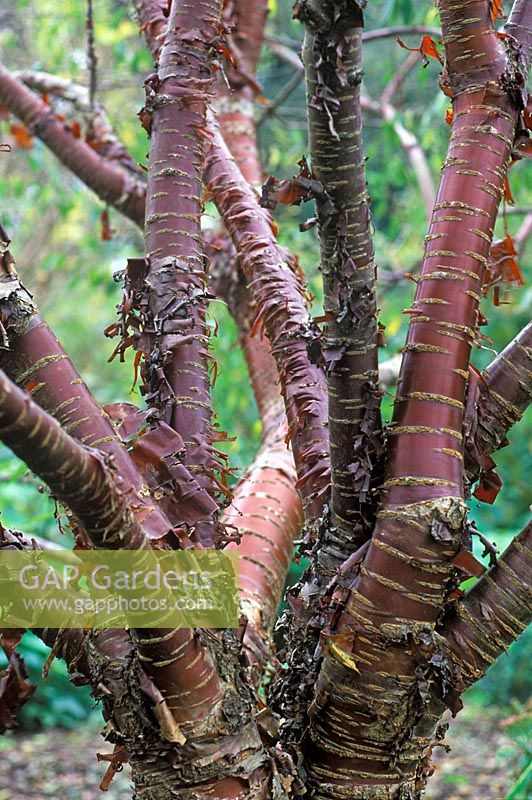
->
[86, 0, 98, 114]
[257, 69, 303, 125]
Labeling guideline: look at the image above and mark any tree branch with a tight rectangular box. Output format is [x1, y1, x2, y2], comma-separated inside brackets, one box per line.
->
[362, 25, 441, 43]
[295, 3, 530, 794]
[0, 368, 143, 548]
[0, 67, 145, 226]
[135, 0, 228, 546]
[296, 1, 381, 569]
[222, 279, 303, 672]
[205, 118, 330, 523]
[13, 69, 143, 177]
[505, 0, 532, 68]
[465, 321, 532, 491]
[0, 226, 174, 543]
[439, 521, 532, 705]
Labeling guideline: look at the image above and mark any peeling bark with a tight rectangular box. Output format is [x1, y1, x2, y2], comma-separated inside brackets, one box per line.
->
[293, 3, 529, 796]
[223, 281, 303, 672]
[0, 231, 173, 542]
[205, 120, 330, 523]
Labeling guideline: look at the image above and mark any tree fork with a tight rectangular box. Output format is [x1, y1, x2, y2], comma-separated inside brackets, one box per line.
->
[295, 1, 531, 796]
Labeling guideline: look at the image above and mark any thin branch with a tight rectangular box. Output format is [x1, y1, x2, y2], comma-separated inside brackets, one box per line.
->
[381, 50, 419, 106]
[0, 67, 145, 226]
[265, 25, 442, 49]
[86, 0, 98, 114]
[362, 92, 436, 221]
[362, 24, 441, 43]
[515, 212, 532, 250]
[257, 69, 304, 126]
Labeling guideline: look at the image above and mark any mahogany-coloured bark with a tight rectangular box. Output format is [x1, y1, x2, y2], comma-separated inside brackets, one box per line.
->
[14, 70, 143, 176]
[0, 68, 145, 226]
[139, 0, 225, 547]
[296, 4, 530, 796]
[505, 0, 532, 65]
[223, 282, 303, 667]
[216, 0, 268, 186]
[0, 234, 175, 542]
[440, 521, 531, 705]
[297, 0, 380, 568]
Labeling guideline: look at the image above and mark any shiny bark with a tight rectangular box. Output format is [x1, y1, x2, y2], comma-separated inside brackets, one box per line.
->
[138, 0, 226, 548]
[465, 321, 532, 488]
[0, 368, 144, 548]
[440, 521, 531, 704]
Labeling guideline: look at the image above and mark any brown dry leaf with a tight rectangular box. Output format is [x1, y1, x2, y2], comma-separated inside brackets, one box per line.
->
[9, 123, 33, 149]
[396, 35, 443, 67]
[490, 0, 505, 22]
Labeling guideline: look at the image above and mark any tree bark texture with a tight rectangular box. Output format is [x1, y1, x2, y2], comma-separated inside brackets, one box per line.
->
[297, 0, 380, 569]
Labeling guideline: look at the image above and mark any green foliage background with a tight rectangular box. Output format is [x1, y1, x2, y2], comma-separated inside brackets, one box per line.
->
[0, 4, 530, 786]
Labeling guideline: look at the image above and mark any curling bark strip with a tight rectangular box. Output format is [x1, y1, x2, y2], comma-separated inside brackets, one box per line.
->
[140, 0, 225, 546]
[214, 0, 305, 663]
[205, 118, 330, 522]
[0, 68, 145, 227]
[297, 0, 380, 564]
[0, 225, 232, 750]
[136, 0, 304, 655]
[0, 419, 269, 799]
[298, 3, 530, 796]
